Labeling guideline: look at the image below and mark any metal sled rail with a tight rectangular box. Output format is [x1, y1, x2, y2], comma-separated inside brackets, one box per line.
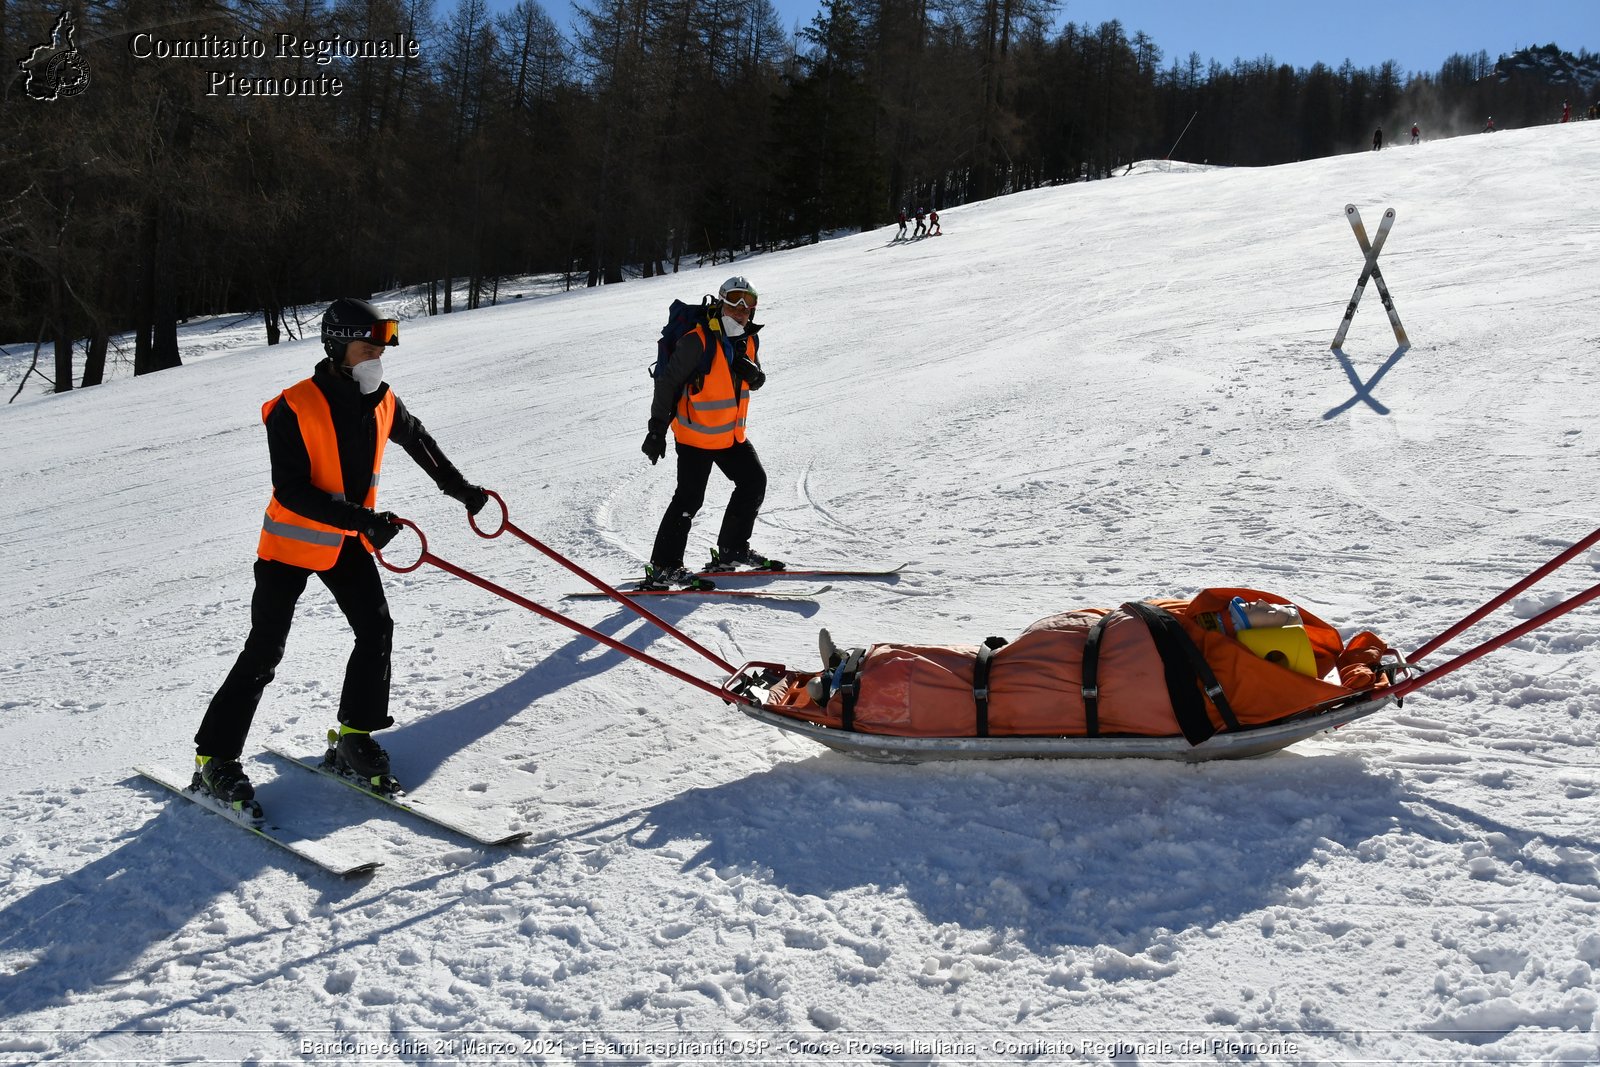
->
[727, 675, 1395, 764]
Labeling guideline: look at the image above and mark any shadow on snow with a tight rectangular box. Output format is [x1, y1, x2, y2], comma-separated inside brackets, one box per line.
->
[637, 748, 1416, 957]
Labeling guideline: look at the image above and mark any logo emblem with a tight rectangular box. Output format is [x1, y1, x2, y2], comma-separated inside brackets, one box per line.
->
[17, 10, 91, 101]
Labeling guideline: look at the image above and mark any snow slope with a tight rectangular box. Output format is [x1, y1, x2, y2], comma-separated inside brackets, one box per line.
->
[3, 124, 1600, 1064]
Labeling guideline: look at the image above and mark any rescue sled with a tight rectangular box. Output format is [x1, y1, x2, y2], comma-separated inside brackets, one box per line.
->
[720, 588, 1406, 764]
[716, 524, 1600, 762]
[377, 497, 1600, 766]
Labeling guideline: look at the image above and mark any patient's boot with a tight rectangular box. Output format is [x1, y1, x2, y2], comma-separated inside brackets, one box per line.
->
[808, 631, 869, 707]
[809, 629, 840, 704]
[819, 627, 842, 670]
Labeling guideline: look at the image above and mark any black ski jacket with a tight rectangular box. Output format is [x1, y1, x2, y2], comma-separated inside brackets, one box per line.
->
[266, 359, 471, 533]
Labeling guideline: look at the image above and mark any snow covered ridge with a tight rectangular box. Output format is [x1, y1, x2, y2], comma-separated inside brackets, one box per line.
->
[2, 122, 1600, 1063]
[1494, 44, 1600, 94]
[1120, 159, 1224, 178]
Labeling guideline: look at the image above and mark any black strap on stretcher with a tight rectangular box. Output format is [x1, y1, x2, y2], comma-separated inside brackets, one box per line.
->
[1081, 614, 1111, 737]
[1120, 600, 1240, 745]
[837, 650, 864, 731]
[970, 636, 1008, 736]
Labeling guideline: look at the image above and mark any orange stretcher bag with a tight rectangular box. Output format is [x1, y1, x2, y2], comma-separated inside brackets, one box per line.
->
[765, 588, 1391, 743]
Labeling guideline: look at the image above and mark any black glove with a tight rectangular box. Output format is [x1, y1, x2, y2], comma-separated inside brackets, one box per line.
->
[362, 511, 403, 551]
[733, 356, 766, 391]
[449, 483, 490, 516]
[642, 431, 667, 465]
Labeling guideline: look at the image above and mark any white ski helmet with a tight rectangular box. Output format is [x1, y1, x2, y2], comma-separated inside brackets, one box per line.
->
[718, 276, 757, 306]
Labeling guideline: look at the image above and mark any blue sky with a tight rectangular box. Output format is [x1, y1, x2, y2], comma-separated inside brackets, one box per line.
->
[534, 0, 1595, 79]
[1024, 0, 1597, 76]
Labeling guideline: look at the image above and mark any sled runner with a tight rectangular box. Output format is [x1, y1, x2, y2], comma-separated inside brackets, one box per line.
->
[729, 688, 1396, 763]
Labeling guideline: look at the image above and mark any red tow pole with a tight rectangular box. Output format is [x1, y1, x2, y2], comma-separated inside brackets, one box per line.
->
[464, 491, 734, 675]
[1391, 524, 1600, 701]
[374, 505, 751, 707]
[1410, 524, 1600, 661]
[1390, 579, 1600, 701]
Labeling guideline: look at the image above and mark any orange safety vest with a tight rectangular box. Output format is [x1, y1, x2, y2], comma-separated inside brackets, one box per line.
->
[256, 378, 394, 570]
[671, 323, 756, 449]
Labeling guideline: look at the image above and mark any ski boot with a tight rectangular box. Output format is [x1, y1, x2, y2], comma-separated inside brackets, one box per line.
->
[805, 628, 864, 705]
[639, 562, 714, 592]
[193, 755, 264, 825]
[324, 727, 402, 796]
[709, 546, 785, 572]
[819, 627, 842, 670]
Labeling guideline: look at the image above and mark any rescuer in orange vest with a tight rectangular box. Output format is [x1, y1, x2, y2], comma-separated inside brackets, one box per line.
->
[640, 276, 777, 589]
[192, 298, 489, 807]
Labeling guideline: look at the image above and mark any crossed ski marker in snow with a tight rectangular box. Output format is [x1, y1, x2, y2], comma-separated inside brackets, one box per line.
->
[1326, 204, 1410, 419]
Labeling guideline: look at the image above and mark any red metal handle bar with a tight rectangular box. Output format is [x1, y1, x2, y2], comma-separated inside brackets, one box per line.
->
[376, 519, 752, 706]
[1410, 525, 1600, 661]
[466, 490, 735, 675]
[373, 517, 429, 573]
[1389, 578, 1600, 702]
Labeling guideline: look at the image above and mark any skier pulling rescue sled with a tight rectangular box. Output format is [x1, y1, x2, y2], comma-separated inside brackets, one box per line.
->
[162, 487, 1600, 861]
[190, 298, 491, 813]
[142, 490, 1600, 873]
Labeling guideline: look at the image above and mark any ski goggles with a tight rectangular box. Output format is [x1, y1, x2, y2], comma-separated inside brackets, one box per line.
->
[326, 319, 401, 346]
[720, 290, 757, 311]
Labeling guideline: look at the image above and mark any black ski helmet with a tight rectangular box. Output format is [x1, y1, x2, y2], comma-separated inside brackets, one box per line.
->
[321, 297, 399, 362]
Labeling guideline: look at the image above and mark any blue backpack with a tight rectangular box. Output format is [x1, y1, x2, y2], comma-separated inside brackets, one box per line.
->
[650, 298, 721, 384]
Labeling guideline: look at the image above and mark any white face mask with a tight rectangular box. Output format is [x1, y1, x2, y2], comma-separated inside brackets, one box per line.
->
[350, 357, 384, 394]
[721, 314, 746, 338]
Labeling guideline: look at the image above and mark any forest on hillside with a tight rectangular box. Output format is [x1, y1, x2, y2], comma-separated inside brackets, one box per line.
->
[2, 0, 1593, 392]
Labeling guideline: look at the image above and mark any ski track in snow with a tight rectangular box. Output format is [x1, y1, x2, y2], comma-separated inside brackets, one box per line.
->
[2, 124, 1600, 1063]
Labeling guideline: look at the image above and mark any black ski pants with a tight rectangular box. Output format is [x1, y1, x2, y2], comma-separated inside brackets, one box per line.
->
[195, 536, 393, 760]
[650, 438, 767, 568]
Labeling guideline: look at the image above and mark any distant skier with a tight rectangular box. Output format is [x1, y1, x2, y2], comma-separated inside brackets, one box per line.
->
[192, 298, 490, 806]
[1561, 99, 1571, 123]
[895, 209, 907, 240]
[913, 207, 927, 237]
[1483, 115, 1495, 133]
[1410, 123, 1420, 145]
[1372, 127, 1383, 151]
[928, 209, 941, 236]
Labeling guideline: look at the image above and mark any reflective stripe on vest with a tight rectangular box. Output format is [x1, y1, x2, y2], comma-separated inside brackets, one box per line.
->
[672, 326, 756, 449]
[257, 379, 395, 571]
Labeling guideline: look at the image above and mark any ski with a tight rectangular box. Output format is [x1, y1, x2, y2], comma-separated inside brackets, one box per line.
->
[695, 563, 906, 580]
[1332, 205, 1398, 349]
[1342, 204, 1409, 348]
[135, 764, 384, 878]
[265, 744, 532, 847]
[563, 584, 832, 602]
[588, 565, 902, 586]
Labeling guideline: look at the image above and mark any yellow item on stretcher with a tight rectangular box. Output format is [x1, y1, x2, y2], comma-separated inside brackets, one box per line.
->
[1236, 624, 1319, 677]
